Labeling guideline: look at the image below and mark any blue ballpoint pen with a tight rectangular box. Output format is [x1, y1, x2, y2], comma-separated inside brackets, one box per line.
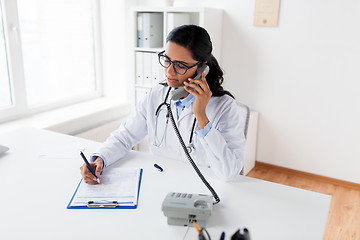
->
[154, 163, 163, 172]
[220, 232, 225, 240]
[80, 151, 100, 183]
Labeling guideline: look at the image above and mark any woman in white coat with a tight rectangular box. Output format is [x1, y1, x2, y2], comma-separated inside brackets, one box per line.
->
[80, 25, 245, 183]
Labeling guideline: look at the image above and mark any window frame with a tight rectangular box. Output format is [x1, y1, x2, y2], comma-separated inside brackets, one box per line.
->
[0, 0, 103, 123]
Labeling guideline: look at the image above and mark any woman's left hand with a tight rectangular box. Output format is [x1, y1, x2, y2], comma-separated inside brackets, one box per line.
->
[184, 70, 212, 129]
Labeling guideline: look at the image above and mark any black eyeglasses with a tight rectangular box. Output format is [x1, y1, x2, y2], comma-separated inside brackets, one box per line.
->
[158, 51, 200, 75]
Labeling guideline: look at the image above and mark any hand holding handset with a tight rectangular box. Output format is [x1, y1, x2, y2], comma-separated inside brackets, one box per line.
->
[170, 64, 209, 100]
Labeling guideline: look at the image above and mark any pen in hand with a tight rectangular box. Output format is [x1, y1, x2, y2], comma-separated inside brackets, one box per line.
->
[80, 151, 100, 184]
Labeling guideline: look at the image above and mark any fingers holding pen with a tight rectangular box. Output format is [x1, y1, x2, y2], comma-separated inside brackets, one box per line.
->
[94, 158, 104, 177]
[80, 164, 93, 184]
[80, 152, 103, 184]
[80, 162, 102, 184]
[83, 175, 97, 184]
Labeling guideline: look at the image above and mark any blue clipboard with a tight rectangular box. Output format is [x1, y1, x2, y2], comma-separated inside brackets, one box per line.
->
[67, 168, 143, 209]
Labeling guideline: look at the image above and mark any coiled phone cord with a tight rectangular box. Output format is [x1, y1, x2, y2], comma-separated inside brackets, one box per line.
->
[165, 103, 220, 205]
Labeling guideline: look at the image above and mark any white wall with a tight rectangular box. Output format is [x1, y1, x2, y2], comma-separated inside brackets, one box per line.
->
[134, 0, 360, 183]
[99, 0, 134, 102]
[221, 0, 360, 184]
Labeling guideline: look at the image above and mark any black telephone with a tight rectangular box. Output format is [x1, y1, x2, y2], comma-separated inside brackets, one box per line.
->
[170, 64, 210, 100]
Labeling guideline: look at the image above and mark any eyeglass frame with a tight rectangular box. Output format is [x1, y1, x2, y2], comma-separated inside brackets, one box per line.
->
[158, 50, 200, 75]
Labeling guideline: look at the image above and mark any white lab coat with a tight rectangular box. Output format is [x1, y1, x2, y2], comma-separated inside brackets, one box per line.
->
[93, 84, 245, 181]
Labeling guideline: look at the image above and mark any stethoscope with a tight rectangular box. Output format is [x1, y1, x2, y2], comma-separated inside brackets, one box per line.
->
[153, 87, 196, 153]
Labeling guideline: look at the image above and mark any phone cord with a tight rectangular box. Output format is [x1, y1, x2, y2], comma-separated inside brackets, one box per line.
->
[165, 103, 220, 205]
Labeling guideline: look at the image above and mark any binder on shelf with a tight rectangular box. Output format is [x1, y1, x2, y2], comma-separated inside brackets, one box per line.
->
[143, 52, 153, 87]
[141, 12, 163, 48]
[137, 13, 144, 47]
[136, 52, 144, 85]
[151, 52, 164, 85]
[67, 168, 143, 209]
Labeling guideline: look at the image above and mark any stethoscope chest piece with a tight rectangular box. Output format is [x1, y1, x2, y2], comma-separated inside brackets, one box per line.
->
[186, 143, 195, 154]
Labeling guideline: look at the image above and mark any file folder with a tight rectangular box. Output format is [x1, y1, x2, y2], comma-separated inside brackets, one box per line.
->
[151, 52, 164, 85]
[136, 51, 144, 85]
[137, 12, 163, 48]
[67, 168, 143, 209]
[143, 52, 153, 87]
[137, 13, 144, 47]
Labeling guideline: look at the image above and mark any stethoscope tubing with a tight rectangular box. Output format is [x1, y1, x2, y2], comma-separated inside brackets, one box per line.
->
[154, 86, 196, 151]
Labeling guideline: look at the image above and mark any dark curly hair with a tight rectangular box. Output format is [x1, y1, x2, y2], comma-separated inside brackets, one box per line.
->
[166, 24, 234, 98]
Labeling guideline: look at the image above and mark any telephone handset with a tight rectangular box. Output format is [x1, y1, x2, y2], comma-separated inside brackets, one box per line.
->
[170, 64, 210, 101]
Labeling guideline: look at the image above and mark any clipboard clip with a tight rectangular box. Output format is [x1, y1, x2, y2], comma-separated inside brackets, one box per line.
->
[87, 200, 118, 208]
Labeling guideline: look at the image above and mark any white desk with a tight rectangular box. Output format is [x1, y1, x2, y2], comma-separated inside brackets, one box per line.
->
[0, 127, 330, 240]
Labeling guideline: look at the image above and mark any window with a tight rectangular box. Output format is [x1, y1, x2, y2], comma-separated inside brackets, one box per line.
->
[0, 0, 101, 122]
[0, 3, 12, 109]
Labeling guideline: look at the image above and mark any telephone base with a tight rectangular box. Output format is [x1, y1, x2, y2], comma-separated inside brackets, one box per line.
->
[161, 192, 212, 228]
[167, 217, 207, 228]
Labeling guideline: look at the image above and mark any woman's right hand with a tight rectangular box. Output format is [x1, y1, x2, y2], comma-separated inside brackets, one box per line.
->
[80, 157, 104, 184]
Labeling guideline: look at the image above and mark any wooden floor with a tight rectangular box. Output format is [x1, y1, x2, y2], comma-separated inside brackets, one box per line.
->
[246, 162, 360, 240]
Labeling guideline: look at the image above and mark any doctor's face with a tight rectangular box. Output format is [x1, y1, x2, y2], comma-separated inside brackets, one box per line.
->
[163, 41, 199, 89]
